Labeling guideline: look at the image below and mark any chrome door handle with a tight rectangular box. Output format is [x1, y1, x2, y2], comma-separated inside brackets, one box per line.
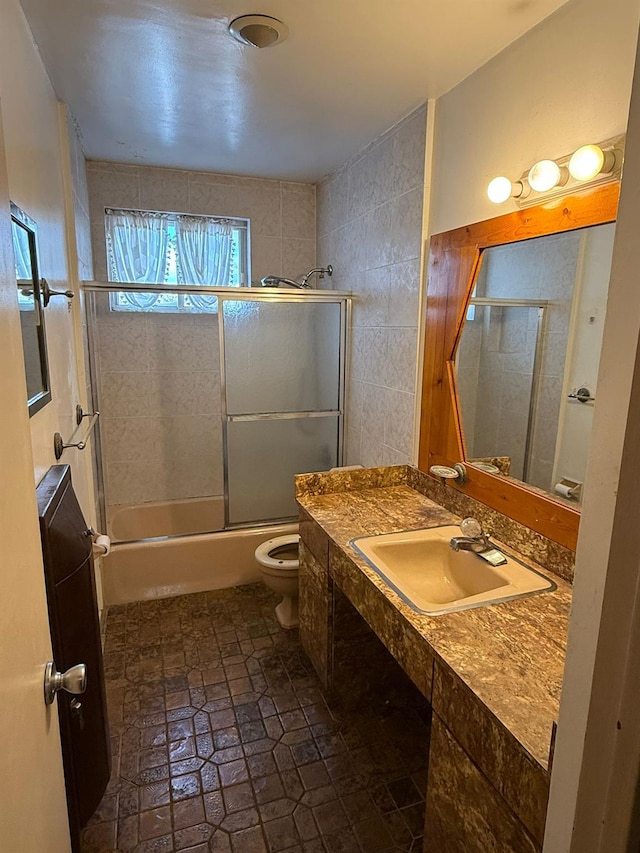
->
[44, 661, 87, 705]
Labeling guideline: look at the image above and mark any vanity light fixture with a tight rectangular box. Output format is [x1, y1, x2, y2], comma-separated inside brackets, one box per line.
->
[486, 176, 529, 204]
[527, 159, 566, 193]
[568, 143, 619, 181]
[487, 135, 624, 208]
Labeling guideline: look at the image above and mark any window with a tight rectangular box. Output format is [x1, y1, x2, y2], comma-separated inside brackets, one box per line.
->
[105, 208, 249, 313]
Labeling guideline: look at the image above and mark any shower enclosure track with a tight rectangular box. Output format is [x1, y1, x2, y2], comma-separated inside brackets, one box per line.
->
[82, 281, 352, 536]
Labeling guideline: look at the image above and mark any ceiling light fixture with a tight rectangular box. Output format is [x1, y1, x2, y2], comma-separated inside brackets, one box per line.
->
[487, 136, 624, 208]
[228, 15, 289, 49]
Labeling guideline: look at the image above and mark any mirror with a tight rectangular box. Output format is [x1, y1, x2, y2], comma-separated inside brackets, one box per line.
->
[456, 223, 616, 504]
[11, 202, 51, 416]
[418, 183, 619, 550]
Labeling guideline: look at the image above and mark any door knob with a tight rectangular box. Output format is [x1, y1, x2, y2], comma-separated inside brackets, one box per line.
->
[44, 661, 87, 705]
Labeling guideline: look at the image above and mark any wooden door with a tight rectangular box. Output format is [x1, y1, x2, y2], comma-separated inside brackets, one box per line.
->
[0, 105, 72, 851]
[37, 464, 111, 851]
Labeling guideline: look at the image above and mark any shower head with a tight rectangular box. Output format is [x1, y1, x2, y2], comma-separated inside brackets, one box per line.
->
[260, 275, 308, 289]
[300, 266, 333, 287]
[259, 265, 334, 290]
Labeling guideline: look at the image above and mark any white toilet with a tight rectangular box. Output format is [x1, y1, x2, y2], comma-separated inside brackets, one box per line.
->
[254, 534, 300, 629]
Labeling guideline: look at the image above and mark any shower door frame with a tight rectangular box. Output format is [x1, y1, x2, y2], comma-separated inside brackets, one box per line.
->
[460, 296, 549, 483]
[83, 282, 351, 537]
[217, 290, 350, 528]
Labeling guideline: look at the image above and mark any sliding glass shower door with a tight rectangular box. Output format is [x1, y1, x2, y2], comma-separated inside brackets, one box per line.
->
[221, 298, 344, 525]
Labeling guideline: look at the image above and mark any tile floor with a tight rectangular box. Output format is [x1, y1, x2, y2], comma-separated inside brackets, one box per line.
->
[82, 584, 429, 853]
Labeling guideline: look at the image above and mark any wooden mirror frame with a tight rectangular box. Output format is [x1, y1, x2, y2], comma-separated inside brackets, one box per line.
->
[418, 182, 619, 551]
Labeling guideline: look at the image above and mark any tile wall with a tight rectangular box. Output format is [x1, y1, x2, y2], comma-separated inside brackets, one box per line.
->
[86, 163, 317, 514]
[87, 162, 317, 286]
[93, 294, 222, 512]
[316, 104, 427, 467]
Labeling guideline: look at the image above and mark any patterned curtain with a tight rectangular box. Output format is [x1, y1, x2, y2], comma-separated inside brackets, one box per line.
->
[105, 211, 171, 309]
[175, 215, 234, 310]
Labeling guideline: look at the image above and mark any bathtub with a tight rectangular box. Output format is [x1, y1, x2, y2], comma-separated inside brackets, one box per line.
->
[102, 497, 298, 605]
[107, 496, 226, 541]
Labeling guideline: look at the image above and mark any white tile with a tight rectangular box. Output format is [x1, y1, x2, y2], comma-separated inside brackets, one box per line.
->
[188, 181, 238, 217]
[360, 430, 385, 468]
[282, 189, 315, 239]
[100, 372, 149, 417]
[392, 106, 427, 196]
[361, 382, 385, 438]
[390, 188, 423, 264]
[147, 370, 220, 416]
[282, 239, 317, 280]
[139, 167, 189, 212]
[98, 315, 149, 372]
[346, 380, 364, 434]
[317, 170, 349, 237]
[383, 388, 415, 456]
[388, 259, 421, 328]
[362, 202, 392, 270]
[363, 328, 389, 385]
[382, 327, 418, 393]
[88, 166, 140, 222]
[345, 428, 362, 466]
[101, 416, 161, 463]
[353, 266, 389, 328]
[251, 235, 282, 283]
[147, 321, 219, 372]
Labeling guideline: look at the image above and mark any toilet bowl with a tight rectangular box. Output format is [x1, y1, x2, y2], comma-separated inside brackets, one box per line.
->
[254, 534, 300, 629]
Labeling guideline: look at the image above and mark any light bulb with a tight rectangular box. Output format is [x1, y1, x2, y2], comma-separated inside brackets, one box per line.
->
[487, 176, 513, 204]
[528, 159, 562, 193]
[568, 144, 616, 181]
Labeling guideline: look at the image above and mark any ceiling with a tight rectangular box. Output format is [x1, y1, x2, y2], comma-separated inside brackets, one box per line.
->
[20, 0, 571, 181]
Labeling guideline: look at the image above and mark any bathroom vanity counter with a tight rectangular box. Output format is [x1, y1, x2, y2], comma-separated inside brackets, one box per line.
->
[296, 466, 573, 849]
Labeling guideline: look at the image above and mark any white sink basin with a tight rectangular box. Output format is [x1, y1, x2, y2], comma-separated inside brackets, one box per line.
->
[350, 525, 556, 615]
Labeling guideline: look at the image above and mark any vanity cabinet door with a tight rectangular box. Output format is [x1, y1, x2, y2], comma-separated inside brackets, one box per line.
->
[424, 715, 540, 853]
[299, 540, 331, 688]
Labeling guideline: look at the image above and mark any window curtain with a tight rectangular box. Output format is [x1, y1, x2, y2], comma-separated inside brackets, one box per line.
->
[175, 215, 234, 310]
[105, 211, 171, 309]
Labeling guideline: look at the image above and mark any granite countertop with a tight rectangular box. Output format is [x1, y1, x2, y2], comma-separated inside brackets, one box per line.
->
[297, 483, 572, 772]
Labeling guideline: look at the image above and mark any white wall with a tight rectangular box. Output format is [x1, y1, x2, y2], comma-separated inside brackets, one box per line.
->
[0, 0, 97, 524]
[421, 0, 640, 848]
[544, 31, 640, 850]
[429, 0, 640, 236]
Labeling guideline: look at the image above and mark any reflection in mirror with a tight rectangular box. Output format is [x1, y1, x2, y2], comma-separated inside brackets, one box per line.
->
[11, 203, 51, 416]
[456, 222, 616, 504]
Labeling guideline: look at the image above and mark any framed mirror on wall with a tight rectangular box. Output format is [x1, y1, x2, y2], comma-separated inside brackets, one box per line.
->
[11, 202, 52, 416]
[418, 182, 619, 550]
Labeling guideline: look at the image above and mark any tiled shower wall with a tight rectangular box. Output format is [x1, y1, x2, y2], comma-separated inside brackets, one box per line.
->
[87, 162, 317, 286]
[86, 163, 317, 511]
[92, 296, 222, 510]
[316, 104, 427, 466]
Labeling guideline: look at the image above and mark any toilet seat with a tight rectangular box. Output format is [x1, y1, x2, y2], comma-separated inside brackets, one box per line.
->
[254, 534, 300, 570]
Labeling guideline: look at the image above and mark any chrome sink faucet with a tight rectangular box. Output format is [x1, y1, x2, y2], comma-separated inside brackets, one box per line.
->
[450, 518, 507, 567]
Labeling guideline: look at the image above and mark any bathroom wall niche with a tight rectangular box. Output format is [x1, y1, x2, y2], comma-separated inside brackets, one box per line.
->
[418, 182, 619, 550]
[11, 202, 51, 416]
